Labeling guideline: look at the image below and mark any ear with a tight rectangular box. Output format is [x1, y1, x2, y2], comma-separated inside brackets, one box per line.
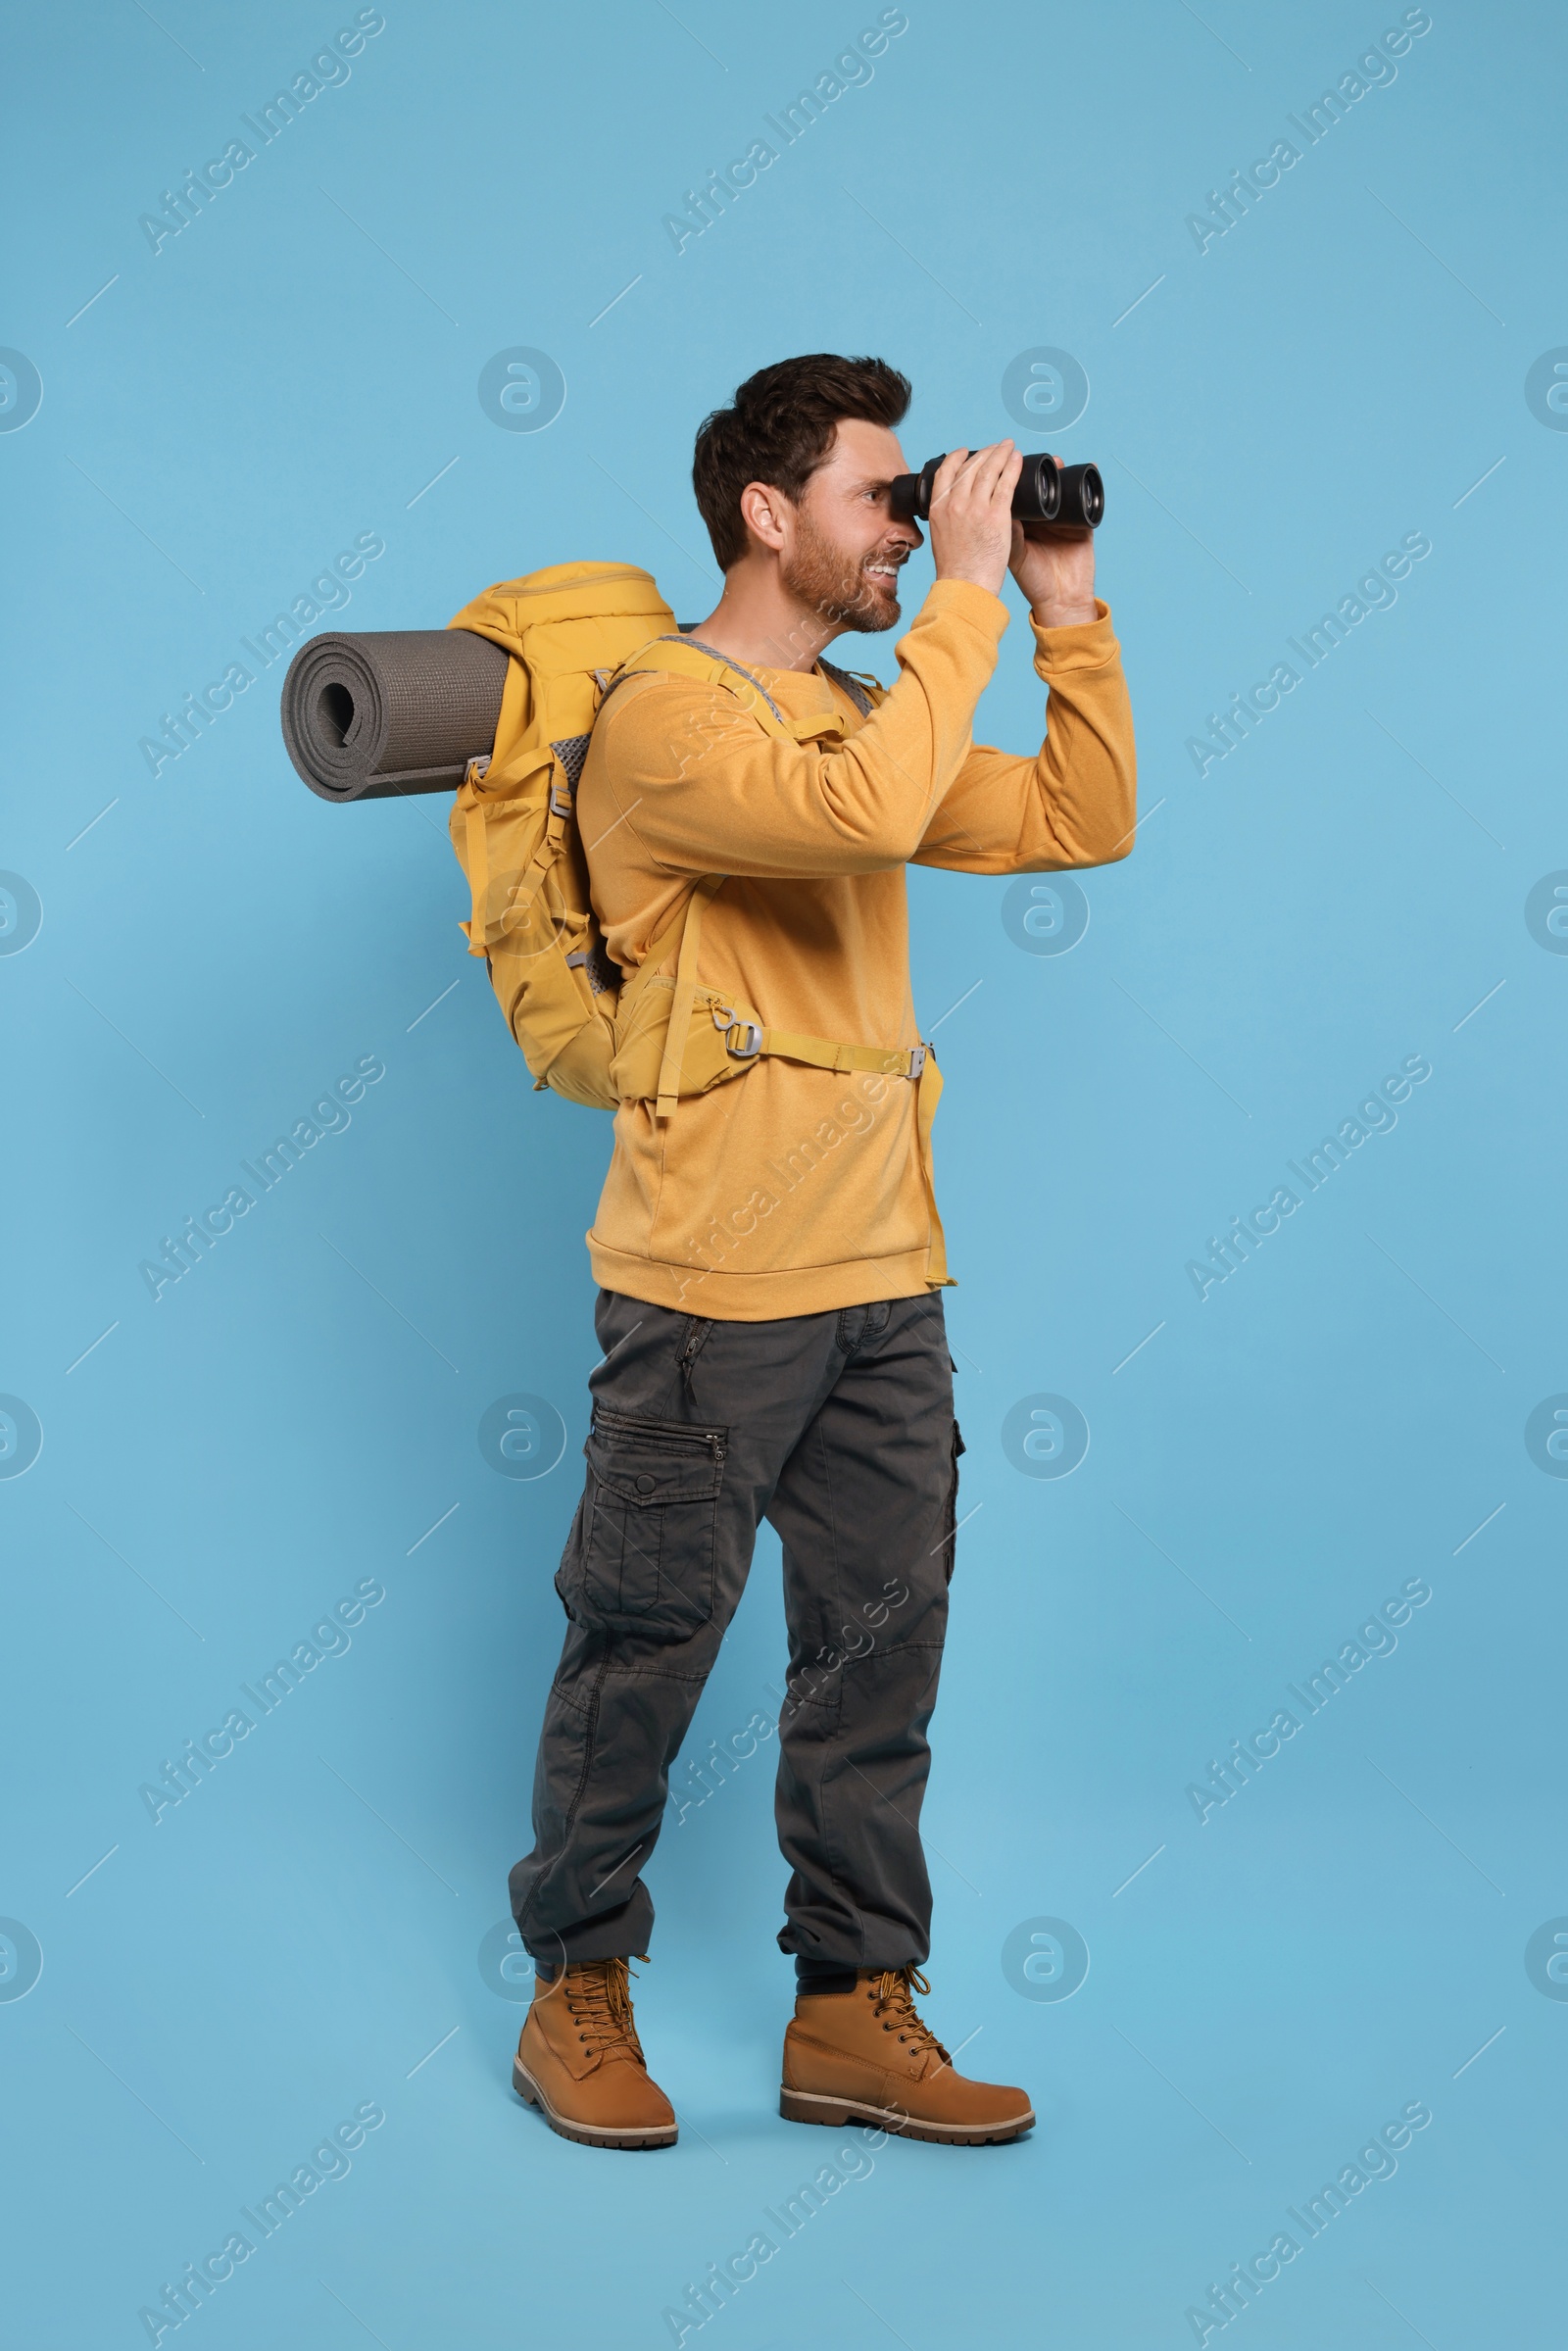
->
[739, 479, 790, 554]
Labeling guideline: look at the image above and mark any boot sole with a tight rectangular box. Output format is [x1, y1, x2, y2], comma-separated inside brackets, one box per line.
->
[512, 2057, 677, 2150]
[779, 2085, 1034, 2145]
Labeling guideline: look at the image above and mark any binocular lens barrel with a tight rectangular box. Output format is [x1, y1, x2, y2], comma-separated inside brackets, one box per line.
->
[889, 452, 1104, 530]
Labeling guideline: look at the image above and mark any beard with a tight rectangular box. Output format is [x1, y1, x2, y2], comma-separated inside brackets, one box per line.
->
[778, 509, 906, 636]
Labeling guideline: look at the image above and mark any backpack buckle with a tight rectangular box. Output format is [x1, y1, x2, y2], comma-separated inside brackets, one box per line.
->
[723, 1020, 763, 1061]
[466, 755, 491, 784]
[906, 1044, 928, 1081]
[549, 785, 572, 817]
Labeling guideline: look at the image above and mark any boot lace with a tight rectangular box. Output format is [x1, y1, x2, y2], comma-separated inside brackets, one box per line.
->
[868, 1966, 950, 2065]
[550, 1956, 650, 2065]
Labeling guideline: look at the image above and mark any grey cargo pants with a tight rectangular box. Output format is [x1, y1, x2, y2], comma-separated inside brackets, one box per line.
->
[510, 1289, 962, 1970]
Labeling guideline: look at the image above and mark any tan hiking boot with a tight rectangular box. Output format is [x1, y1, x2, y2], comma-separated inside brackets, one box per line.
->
[513, 1956, 677, 2150]
[781, 1966, 1034, 2145]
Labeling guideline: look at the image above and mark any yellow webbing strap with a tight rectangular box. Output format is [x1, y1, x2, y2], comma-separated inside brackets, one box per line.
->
[506, 741, 580, 931]
[461, 780, 490, 955]
[655, 874, 725, 1123]
[782, 709, 853, 743]
[912, 1047, 950, 1287]
[716, 1026, 949, 1287]
[605, 638, 854, 750]
[458, 746, 556, 953]
[601, 636, 795, 738]
[739, 1028, 915, 1078]
[613, 893, 699, 1036]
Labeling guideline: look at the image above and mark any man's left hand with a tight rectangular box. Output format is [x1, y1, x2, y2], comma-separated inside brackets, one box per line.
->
[1008, 465, 1099, 626]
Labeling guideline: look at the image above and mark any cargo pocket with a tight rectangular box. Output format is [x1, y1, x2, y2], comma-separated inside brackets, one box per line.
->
[569, 1411, 726, 1638]
[942, 1420, 966, 1587]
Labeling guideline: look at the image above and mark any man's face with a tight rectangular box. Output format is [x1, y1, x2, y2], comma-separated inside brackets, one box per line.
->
[775, 416, 921, 634]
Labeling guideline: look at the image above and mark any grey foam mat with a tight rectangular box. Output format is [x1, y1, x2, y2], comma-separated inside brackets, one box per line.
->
[280, 627, 510, 802]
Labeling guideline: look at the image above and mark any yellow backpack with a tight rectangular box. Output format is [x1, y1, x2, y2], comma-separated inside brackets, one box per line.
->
[447, 560, 947, 1270]
[448, 563, 674, 1109]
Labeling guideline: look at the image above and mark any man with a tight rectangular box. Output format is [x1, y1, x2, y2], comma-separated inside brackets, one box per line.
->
[510, 355, 1136, 2150]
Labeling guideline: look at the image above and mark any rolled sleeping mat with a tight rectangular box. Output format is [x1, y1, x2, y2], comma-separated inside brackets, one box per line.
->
[280, 628, 510, 802]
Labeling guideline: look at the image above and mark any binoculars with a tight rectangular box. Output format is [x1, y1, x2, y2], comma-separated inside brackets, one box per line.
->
[890, 451, 1104, 530]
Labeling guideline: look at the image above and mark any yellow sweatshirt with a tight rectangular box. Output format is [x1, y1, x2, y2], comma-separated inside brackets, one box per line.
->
[576, 577, 1136, 1318]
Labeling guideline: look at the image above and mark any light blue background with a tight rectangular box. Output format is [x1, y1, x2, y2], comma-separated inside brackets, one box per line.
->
[3, 2, 1564, 2344]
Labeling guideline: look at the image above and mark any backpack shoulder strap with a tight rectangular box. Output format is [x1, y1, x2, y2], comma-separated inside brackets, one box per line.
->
[654, 874, 725, 1123]
[817, 657, 882, 717]
[598, 634, 795, 740]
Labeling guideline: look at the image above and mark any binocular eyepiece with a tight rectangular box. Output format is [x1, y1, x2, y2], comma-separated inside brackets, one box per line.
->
[890, 452, 1104, 530]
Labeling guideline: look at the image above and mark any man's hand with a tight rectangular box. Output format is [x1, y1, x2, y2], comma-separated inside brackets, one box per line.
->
[1009, 465, 1098, 627]
[926, 442, 1023, 596]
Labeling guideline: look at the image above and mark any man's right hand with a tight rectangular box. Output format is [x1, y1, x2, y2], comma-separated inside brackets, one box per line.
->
[925, 441, 1024, 596]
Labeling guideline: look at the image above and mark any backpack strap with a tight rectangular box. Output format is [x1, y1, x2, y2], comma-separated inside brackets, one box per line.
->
[817, 657, 875, 717]
[457, 764, 491, 955]
[601, 636, 869, 745]
[707, 1012, 950, 1286]
[656, 873, 725, 1123]
[598, 634, 791, 735]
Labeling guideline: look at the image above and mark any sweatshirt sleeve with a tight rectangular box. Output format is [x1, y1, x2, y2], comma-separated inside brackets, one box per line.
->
[580, 580, 1008, 881]
[912, 601, 1137, 873]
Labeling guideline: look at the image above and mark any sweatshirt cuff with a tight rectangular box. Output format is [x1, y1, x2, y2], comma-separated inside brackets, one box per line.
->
[916, 577, 1010, 643]
[1030, 598, 1120, 674]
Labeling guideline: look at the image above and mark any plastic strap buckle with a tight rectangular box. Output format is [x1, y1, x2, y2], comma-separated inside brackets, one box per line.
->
[724, 1020, 763, 1061]
[466, 755, 492, 784]
[549, 784, 573, 816]
[906, 1044, 928, 1081]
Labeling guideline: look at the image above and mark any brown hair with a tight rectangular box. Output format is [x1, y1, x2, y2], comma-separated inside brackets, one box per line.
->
[692, 354, 911, 570]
